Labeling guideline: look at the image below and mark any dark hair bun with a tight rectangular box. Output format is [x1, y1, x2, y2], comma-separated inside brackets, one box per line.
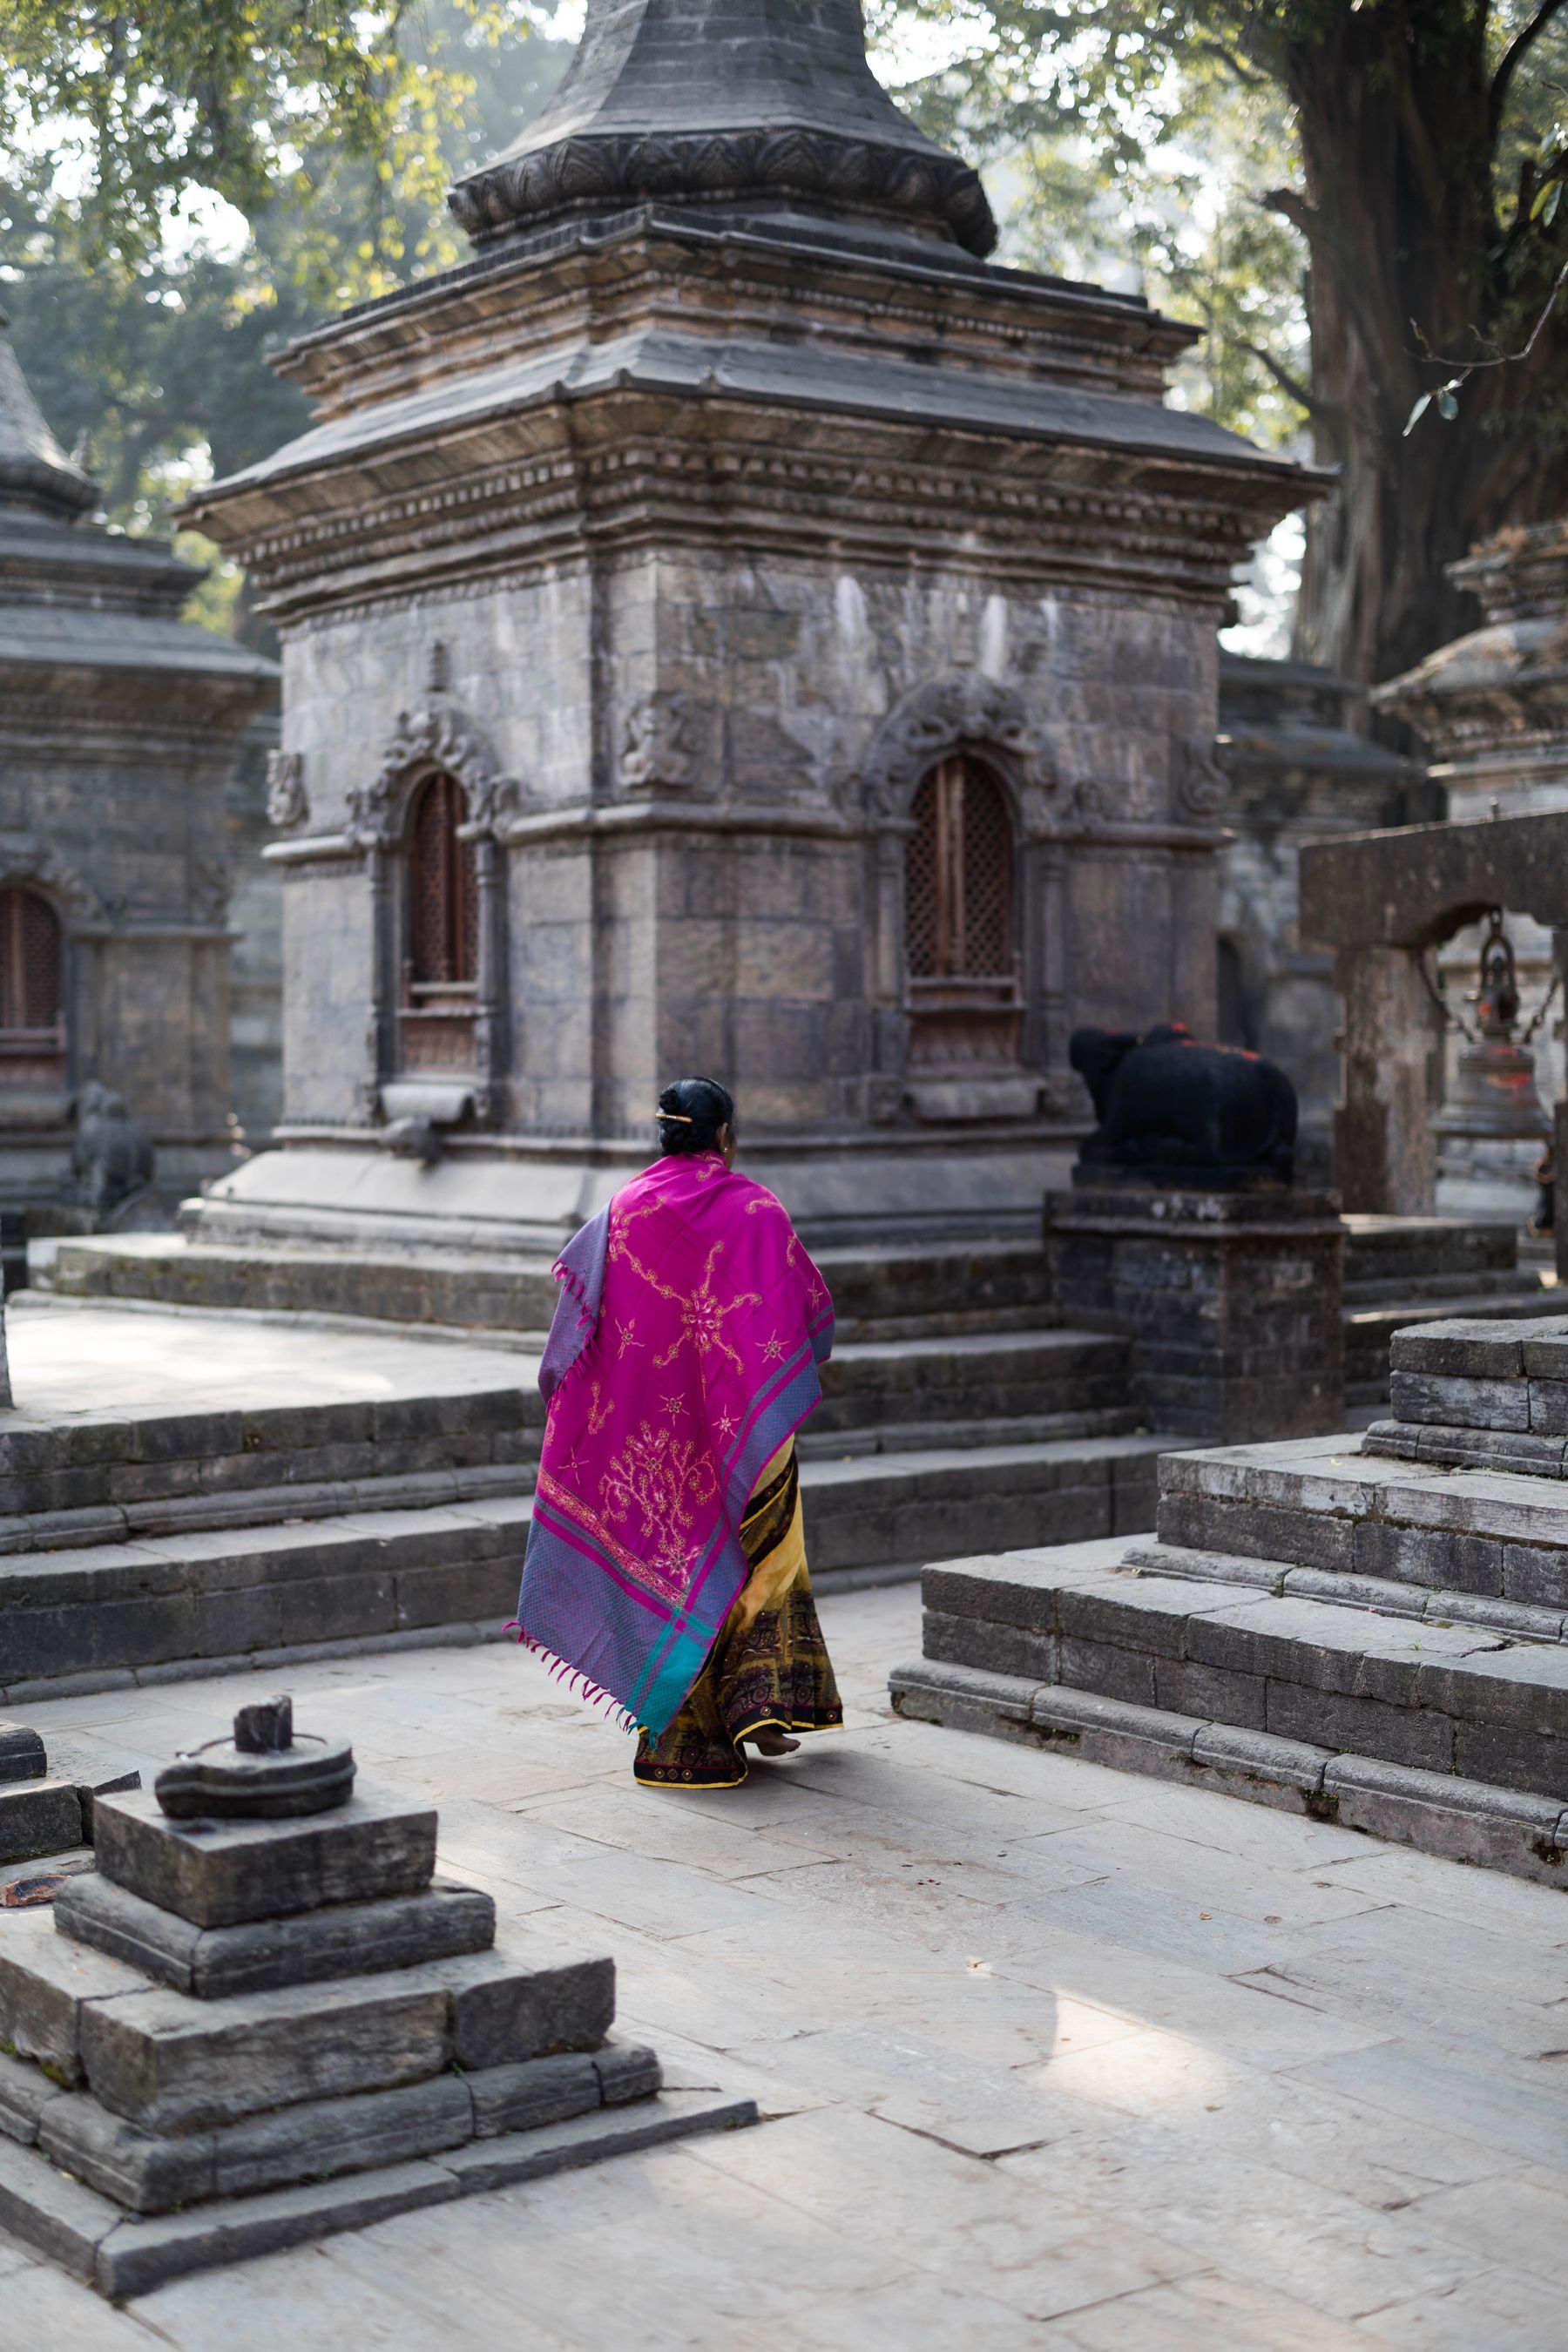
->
[655, 1076, 735, 1156]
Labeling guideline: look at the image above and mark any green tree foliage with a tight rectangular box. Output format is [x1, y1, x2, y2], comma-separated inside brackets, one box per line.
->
[874, 0, 1568, 680]
[0, 1, 564, 636]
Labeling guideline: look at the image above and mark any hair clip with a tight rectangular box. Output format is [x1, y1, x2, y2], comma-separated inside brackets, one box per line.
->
[658, 1111, 694, 1122]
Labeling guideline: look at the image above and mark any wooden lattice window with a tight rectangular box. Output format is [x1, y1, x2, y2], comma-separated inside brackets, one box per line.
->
[0, 886, 65, 1090]
[905, 757, 1021, 1070]
[401, 774, 477, 1071]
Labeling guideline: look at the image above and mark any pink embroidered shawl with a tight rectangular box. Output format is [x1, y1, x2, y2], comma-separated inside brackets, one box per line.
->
[515, 1152, 834, 1734]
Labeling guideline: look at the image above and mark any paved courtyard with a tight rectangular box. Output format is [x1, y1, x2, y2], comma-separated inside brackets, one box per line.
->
[6, 1582, 1568, 2349]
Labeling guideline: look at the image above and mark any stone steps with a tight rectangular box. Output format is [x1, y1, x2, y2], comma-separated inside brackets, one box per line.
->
[1344, 1290, 1551, 1405]
[799, 1432, 1163, 1575]
[814, 1327, 1131, 1434]
[908, 1538, 1568, 1809]
[0, 1496, 532, 1701]
[1339, 1213, 1550, 1405]
[0, 1382, 541, 1544]
[41, 1230, 1056, 1343]
[1119, 1538, 1568, 1647]
[891, 1652, 1568, 1888]
[0, 1433, 1171, 1696]
[1156, 1432, 1568, 1614]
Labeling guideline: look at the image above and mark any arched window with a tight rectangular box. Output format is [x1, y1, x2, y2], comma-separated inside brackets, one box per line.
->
[904, 756, 1021, 1068]
[401, 774, 477, 1070]
[0, 885, 65, 1090]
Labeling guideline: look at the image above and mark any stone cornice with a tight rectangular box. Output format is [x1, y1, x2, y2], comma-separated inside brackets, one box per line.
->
[279, 236, 1186, 429]
[267, 801, 1228, 855]
[211, 420, 1286, 624]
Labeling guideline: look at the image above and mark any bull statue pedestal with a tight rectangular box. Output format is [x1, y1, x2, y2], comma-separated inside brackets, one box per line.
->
[1047, 1025, 1344, 1443]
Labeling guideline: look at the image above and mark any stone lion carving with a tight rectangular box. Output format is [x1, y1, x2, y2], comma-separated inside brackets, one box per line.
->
[265, 751, 309, 831]
[621, 693, 703, 794]
[71, 1082, 156, 1220]
[1173, 735, 1228, 819]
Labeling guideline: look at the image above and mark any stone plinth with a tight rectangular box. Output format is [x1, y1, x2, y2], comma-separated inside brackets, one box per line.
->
[0, 1700, 752, 2296]
[1044, 1184, 1345, 1441]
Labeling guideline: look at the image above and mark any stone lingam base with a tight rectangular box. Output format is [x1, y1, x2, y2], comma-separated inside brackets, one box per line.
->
[0, 1697, 754, 2297]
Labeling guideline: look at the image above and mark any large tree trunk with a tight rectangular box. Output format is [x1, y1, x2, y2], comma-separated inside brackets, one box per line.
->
[1281, 2, 1568, 684]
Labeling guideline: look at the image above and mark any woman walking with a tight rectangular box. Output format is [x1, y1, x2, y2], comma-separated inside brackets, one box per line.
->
[515, 1077, 842, 1788]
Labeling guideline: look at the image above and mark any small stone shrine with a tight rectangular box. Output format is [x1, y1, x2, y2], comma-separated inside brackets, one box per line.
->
[0, 1693, 751, 2295]
[1043, 1024, 1345, 1441]
[179, 0, 1314, 1256]
[0, 1715, 140, 1903]
[1371, 520, 1568, 1223]
[1213, 651, 1416, 1186]
[0, 308, 278, 1225]
[894, 1309, 1568, 1888]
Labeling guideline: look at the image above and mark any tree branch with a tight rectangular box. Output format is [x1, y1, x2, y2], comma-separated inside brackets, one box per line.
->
[1236, 336, 1343, 426]
[1260, 185, 1317, 243]
[1490, 0, 1568, 134]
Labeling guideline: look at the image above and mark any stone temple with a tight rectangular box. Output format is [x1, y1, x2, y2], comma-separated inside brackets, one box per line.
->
[0, 309, 277, 1226]
[178, 0, 1313, 1258]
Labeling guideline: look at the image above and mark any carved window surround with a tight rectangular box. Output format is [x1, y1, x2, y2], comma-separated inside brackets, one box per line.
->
[856, 674, 1066, 1122]
[346, 693, 519, 1127]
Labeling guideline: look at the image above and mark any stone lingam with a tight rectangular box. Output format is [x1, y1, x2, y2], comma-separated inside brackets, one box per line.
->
[0, 1694, 754, 2296]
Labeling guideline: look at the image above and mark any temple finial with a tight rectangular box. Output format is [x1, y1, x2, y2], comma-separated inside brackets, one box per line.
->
[449, 0, 995, 256]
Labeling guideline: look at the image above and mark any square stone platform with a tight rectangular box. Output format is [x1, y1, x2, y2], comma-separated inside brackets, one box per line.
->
[0, 1705, 751, 2297]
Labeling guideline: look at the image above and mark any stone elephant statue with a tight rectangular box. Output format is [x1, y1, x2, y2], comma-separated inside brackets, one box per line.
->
[1070, 1022, 1297, 1185]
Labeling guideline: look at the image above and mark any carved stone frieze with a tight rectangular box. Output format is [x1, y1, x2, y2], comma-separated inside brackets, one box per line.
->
[265, 750, 309, 831]
[620, 691, 707, 794]
[348, 697, 519, 845]
[856, 673, 1057, 829]
[223, 438, 1267, 620]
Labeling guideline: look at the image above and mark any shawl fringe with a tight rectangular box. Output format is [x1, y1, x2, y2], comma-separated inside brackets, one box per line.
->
[504, 1619, 643, 1737]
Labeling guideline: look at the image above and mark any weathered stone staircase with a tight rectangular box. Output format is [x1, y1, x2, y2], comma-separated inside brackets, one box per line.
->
[1342, 1213, 1549, 1408]
[4, 1234, 1166, 1695]
[893, 1309, 1568, 1886]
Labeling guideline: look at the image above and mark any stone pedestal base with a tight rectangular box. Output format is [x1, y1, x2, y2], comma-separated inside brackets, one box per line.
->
[1044, 1184, 1345, 1442]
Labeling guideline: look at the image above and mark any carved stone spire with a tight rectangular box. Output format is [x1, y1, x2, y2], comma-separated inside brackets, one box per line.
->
[0, 306, 97, 523]
[449, 0, 996, 256]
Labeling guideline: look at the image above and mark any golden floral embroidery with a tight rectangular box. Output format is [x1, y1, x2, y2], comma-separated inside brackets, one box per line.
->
[586, 1380, 615, 1436]
[600, 1423, 719, 1580]
[624, 1237, 761, 1385]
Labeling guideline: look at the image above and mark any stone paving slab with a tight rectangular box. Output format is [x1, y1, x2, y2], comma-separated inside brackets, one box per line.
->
[3, 1594, 1567, 2348]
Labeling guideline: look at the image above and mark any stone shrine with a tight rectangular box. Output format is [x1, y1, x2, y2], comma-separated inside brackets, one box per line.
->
[179, 0, 1315, 1257]
[0, 311, 278, 1223]
[0, 1693, 750, 2295]
[1372, 520, 1568, 1224]
[1213, 652, 1416, 1186]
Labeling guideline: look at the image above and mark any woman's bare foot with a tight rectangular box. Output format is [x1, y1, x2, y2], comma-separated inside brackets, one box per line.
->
[747, 1728, 801, 1757]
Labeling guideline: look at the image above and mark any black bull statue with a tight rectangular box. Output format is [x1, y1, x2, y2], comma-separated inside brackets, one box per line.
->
[1070, 1024, 1298, 1186]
